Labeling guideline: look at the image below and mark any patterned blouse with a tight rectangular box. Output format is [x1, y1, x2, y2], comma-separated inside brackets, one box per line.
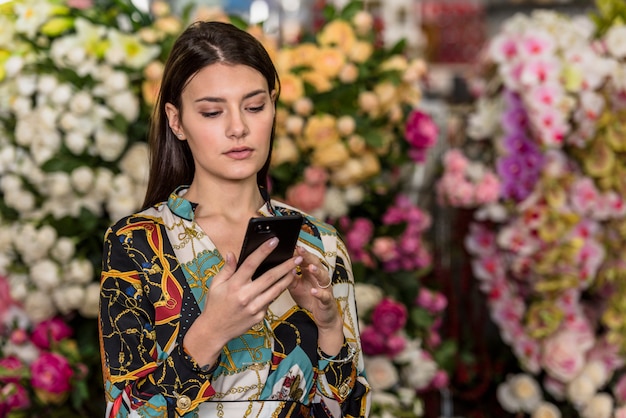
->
[98, 187, 371, 417]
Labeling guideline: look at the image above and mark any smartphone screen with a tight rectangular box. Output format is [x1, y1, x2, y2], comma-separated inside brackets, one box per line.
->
[236, 214, 303, 280]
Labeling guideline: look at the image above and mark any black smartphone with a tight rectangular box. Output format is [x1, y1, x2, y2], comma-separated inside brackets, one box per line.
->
[237, 214, 304, 280]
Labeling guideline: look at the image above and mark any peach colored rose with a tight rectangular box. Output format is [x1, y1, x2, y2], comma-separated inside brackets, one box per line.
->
[372, 237, 397, 262]
[285, 115, 305, 136]
[279, 73, 305, 105]
[293, 97, 313, 116]
[352, 10, 374, 35]
[360, 151, 381, 177]
[347, 135, 366, 154]
[349, 41, 373, 63]
[364, 356, 399, 391]
[302, 114, 340, 149]
[317, 20, 356, 54]
[358, 91, 380, 116]
[291, 43, 318, 67]
[154, 16, 182, 35]
[336, 115, 356, 137]
[151, 0, 171, 17]
[339, 63, 359, 84]
[271, 136, 300, 166]
[375, 81, 399, 111]
[331, 159, 365, 187]
[275, 108, 289, 136]
[531, 402, 561, 418]
[301, 70, 332, 93]
[381, 55, 408, 72]
[311, 142, 350, 168]
[141, 80, 160, 107]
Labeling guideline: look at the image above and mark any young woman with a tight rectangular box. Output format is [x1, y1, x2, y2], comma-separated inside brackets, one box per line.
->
[98, 21, 371, 417]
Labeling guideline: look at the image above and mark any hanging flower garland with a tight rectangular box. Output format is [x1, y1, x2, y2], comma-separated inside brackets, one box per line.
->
[437, 1, 626, 416]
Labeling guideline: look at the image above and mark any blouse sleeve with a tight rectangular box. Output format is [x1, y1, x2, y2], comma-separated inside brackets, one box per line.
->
[315, 235, 371, 418]
[99, 221, 217, 418]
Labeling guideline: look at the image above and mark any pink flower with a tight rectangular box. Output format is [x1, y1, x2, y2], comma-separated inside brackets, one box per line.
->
[360, 326, 387, 355]
[30, 352, 73, 395]
[66, 0, 94, 9]
[0, 382, 30, 412]
[285, 182, 326, 212]
[404, 109, 438, 162]
[303, 166, 328, 186]
[416, 288, 447, 314]
[31, 318, 73, 350]
[9, 329, 29, 345]
[442, 149, 469, 176]
[474, 172, 501, 204]
[570, 177, 600, 216]
[371, 237, 397, 263]
[385, 334, 407, 357]
[429, 370, 449, 389]
[541, 330, 587, 382]
[371, 298, 407, 336]
[0, 356, 25, 383]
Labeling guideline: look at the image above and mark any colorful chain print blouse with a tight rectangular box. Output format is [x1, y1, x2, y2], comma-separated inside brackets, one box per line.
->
[99, 187, 371, 417]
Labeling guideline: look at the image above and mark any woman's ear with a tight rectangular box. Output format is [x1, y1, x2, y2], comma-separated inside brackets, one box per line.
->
[165, 103, 185, 140]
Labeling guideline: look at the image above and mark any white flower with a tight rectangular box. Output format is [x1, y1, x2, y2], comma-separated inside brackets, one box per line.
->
[370, 391, 400, 408]
[71, 166, 95, 194]
[93, 168, 114, 197]
[498, 374, 543, 413]
[580, 359, 610, 389]
[30, 258, 61, 291]
[51, 237, 76, 263]
[69, 91, 94, 115]
[119, 142, 149, 183]
[531, 401, 561, 418]
[36, 224, 58, 253]
[580, 393, 613, 418]
[354, 283, 384, 315]
[104, 30, 160, 69]
[3, 339, 40, 365]
[23, 290, 56, 322]
[65, 131, 89, 155]
[44, 172, 72, 198]
[566, 375, 596, 407]
[66, 258, 94, 284]
[14, 0, 54, 38]
[401, 350, 437, 390]
[107, 90, 140, 122]
[51, 83, 73, 105]
[5, 188, 36, 213]
[0, 173, 22, 193]
[4, 56, 25, 78]
[322, 187, 349, 218]
[79, 282, 101, 318]
[37, 74, 58, 95]
[365, 356, 399, 391]
[10, 96, 33, 117]
[95, 128, 127, 161]
[52, 285, 85, 315]
[605, 24, 626, 58]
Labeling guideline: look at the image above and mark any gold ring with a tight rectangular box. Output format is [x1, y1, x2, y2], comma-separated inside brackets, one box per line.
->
[295, 266, 302, 277]
[317, 279, 332, 289]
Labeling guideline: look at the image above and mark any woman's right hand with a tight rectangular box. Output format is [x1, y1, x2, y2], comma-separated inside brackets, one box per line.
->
[182, 237, 302, 367]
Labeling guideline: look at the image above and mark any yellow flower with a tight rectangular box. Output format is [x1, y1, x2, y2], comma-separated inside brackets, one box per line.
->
[301, 70, 332, 93]
[525, 300, 563, 339]
[154, 15, 182, 35]
[271, 136, 300, 166]
[381, 55, 408, 72]
[279, 72, 305, 105]
[317, 19, 356, 54]
[275, 108, 289, 136]
[352, 10, 374, 36]
[348, 40, 373, 63]
[336, 115, 356, 137]
[331, 158, 365, 186]
[312, 47, 346, 79]
[339, 63, 359, 84]
[302, 114, 340, 149]
[375, 81, 400, 112]
[584, 138, 615, 177]
[40, 16, 73, 37]
[291, 43, 318, 67]
[358, 91, 380, 116]
[311, 142, 350, 168]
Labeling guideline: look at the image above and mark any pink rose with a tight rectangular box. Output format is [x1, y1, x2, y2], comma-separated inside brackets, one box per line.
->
[31, 318, 73, 350]
[30, 352, 73, 395]
[303, 166, 328, 186]
[429, 370, 449, 389]
[0, 275, 14, 324]
[385, 334, 407, 357]
[360, 326, 387, 355]
[371, 237, 397, 263]
[371, 298, 407, 336]
[541, 331, 586, 382]
[442, 149, 469, 176]
[0, 356, 25, 383]
[285, 182, 326, 213]
[66, 0, 93, 9]
[404, 109, 438, 162]
[474, 172, 501, 204]
[0, 382, 30, 411]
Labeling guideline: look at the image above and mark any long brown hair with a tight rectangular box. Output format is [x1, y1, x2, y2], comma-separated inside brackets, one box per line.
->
[142, 21, 281, 209]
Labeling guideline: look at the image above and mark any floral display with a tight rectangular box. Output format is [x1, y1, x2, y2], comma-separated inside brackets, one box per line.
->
[0, 0, 442, 416]
[437, 1, 626, 416]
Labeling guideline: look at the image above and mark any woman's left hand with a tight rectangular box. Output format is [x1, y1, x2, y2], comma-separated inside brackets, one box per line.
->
[287, 246, 341, 331]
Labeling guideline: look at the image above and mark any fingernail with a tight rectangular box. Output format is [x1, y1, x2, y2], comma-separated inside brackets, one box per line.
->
[294, 256, 303, 264]
[310, 265, 318, 272]
[268, 237, 279, 247]
[297, 246, 305, 254]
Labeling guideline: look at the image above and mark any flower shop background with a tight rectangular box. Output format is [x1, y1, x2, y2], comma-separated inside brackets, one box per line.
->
[2, 0, 626, 417]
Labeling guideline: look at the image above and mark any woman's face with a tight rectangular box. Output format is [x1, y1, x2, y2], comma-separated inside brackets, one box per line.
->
[165, 63, 276, 186]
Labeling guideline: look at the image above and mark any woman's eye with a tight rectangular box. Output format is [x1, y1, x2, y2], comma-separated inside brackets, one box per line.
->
[248, 104, 265, 113]
[201, 111, 221, 118]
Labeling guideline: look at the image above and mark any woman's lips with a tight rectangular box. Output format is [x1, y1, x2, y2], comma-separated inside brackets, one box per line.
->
[225, 147, 253, 159]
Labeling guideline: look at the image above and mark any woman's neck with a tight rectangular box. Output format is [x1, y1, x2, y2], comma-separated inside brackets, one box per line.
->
[185, 180, 265, 220]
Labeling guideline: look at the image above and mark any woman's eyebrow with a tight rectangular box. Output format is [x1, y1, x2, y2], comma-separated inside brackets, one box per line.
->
[194, 89, 267, 103]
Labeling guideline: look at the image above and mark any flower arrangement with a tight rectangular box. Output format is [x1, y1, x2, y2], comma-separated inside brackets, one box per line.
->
[0, 274, 90, 416]
[437, 1, 626, 416]
[0, 0, 443, 416]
